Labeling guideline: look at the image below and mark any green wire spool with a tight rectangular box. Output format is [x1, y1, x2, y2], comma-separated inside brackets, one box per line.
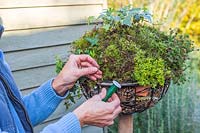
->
[102, 80, 121, 102]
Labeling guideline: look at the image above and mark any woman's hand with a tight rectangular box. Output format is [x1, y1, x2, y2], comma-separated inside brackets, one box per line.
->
[73, 88, 122, 127]
[52, 54, 102, 96]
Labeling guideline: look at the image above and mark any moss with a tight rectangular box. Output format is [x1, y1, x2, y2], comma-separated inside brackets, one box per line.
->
[134, 50, 165, 88]
[71, 6, 193, 88]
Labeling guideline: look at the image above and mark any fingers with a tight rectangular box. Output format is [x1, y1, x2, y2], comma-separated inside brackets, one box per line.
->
[91, 94, 102, 101]
[78, 67, 98, 77]
[84, 93, 121, 128]
[81, 61, 102, 80]
[80, 62, 93, 67]
[99, 121, 114, 127]
[103, 93, 121, 115]
[87, 75, 97, 81]
[109, 93, 121, 107]
[81, 62, 102, 75]
[74, 55, 102, 80]
[93, 120, 114, 128]
[87, 73, 102, 81]
[91, 88, 107, 101]
[99, 88, 107, 99]
[98, 106, 121, 127]
[103, 106, 121, 127]
[77, 54, 99, 68]
[105, 120, 114, 126]
[113, 105, 122, 118]
[81, 61, 102, 75]
[86, 70, 102, 78]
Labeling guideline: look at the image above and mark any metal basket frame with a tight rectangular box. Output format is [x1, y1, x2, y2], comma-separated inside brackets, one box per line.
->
[80, 80, 170, 114]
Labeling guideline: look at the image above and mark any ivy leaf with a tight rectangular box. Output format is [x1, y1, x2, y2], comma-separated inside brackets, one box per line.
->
[143, 14, 153, 23]
[67, 94, 76, 104]
[55, 56, 65, 74]
[122, 15, 132, 26]
[70, 97, 75, 104]
[85, 36, 99, 46]
[64, 101, 71, 109]
[134, 14, 141, 21]
[129, 8, 142, 15]
[113, 16, 121, 22]
[102, 24, 110, 31]
[98, 13, 105, 20]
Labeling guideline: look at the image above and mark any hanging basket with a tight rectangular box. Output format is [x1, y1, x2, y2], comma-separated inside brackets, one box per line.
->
[80, 80, 170, 115]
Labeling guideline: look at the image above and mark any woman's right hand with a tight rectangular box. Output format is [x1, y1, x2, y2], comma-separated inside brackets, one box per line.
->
[73, 88, 122, 127]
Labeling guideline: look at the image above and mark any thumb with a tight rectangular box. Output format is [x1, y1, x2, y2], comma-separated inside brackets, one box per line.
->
[91, 88, 107, 101]
[78, 67, 98, 77]
[99, 88, 107, 99]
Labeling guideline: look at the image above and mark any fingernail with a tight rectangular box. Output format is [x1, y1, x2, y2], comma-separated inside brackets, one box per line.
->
[92, 67, 98, 72]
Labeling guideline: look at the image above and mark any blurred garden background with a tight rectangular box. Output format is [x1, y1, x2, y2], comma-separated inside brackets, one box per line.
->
[1, 0, 199, 132]
[107, 0, 200, 133]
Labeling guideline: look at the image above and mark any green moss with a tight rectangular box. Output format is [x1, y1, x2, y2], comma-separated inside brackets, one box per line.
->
[105, 45, 120, 58]
[134, 50, 165, 88]
[71, 6, 193, 88]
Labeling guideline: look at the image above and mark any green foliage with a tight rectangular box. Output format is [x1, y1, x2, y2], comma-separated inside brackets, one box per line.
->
[72, 6, 193, 88]
[55, 57, 82, 109]
[87, 16, 96, 25]
[85, 35, 99, 46]
[97, 6, 152, 31]
[134, 51, 166, 88]
[55, 56, 65, 74]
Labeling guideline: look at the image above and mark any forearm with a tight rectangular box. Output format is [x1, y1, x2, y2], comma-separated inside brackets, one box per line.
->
[40, 112, 81, 133]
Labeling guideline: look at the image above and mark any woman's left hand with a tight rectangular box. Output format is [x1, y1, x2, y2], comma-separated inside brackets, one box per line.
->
[52, 54, 102, 96]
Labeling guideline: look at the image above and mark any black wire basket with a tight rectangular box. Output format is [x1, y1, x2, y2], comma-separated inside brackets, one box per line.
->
[80, 80, 170, 115]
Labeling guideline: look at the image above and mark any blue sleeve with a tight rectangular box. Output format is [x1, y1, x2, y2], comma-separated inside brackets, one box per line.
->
[41, 112, 81, 133]
[22, 79, 69, 126]
[0, 128, 7, 133]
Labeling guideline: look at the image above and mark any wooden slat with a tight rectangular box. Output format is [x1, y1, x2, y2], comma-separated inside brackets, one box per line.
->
[0, 0, 104, 8]
[13, 65, 56, 90]
[4, 44, 70, 71]
[82, 126, 103, 133]
[0, 5, 102, 30]
[1, 25, 95, 52]
[20, 86, 36, 95]
[34, 118, 58, 133]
